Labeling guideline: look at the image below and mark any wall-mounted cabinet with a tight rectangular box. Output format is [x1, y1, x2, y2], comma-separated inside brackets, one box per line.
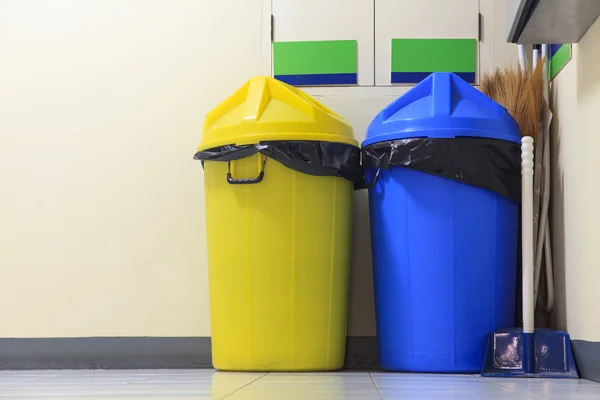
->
[267, 0, 482, 87]
[507, 0, 600, 44]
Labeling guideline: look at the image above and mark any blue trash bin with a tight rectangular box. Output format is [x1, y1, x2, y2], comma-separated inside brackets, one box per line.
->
[364, 73, 522, 373]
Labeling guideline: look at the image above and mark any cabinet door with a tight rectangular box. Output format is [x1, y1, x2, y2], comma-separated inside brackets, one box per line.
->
[272, 0, 374, 86]
[375, 0, 480, 85]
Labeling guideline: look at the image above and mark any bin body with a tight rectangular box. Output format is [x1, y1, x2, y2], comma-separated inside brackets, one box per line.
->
[363, 73, 521, 373]
[198, 77, 357, 371]
[369, 167, 517, 372]
[205, 156, 352, 371]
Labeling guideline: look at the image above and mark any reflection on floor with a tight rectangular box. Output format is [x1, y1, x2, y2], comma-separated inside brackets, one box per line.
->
[0, 369, 599, 399]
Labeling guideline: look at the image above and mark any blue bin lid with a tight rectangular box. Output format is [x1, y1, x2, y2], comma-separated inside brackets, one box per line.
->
[363, 73, 521, 147]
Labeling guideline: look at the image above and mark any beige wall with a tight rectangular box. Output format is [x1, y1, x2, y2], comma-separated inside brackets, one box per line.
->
[0, 0, 263, 337]
[0, 0, 515, 338]
[551, 17, 600, 341]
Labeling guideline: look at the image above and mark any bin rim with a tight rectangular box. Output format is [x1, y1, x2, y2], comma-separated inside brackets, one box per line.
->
[361, 128, 521, 147]
[198, 133, 358, 152]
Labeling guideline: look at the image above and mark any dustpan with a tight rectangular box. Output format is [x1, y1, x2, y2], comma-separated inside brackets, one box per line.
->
[481, 328, 578, 377]
[481, 47, 578, 378]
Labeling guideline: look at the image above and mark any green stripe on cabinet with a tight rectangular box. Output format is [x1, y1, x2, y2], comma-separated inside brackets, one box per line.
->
[273, 40, 357, 76]
[550, 44, 571, 80]
[391, 39, 476, 73]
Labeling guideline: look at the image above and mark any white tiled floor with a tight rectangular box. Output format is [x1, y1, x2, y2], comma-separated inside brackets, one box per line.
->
[0, 370, 599, 399]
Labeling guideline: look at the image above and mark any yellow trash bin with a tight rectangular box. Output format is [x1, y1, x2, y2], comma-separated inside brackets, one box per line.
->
[195, 77, 361, 371]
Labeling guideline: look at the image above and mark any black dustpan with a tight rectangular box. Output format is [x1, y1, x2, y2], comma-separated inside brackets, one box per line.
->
[481, 137, 578, 379]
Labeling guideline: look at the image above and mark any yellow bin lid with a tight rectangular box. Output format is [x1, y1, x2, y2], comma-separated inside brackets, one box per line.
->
[198, 76, 357, 151]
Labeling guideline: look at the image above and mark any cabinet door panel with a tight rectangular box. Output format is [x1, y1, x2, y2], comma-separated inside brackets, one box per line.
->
[375, 0, 479, 85]
[272, 0, 374, 86]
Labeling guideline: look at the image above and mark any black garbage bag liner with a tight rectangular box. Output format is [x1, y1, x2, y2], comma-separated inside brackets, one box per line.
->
[361, 138, 521, 201]
[194, 140, 364, 185]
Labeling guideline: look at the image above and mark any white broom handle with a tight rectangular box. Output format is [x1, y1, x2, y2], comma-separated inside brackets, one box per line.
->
[522, 136, 535, 334]
[518, 44, 527, 71]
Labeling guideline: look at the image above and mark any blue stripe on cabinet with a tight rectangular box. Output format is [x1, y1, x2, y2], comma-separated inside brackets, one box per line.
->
[391, 72, 476, 84]
[274, 73, 358, 86]
[550, 44, 563, 58]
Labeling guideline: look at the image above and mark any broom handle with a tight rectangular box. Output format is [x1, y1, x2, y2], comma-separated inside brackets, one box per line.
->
[522, 136, 535, 334]
[518, 44, 527, 71]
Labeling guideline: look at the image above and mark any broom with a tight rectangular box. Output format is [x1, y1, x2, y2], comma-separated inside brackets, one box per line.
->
[480, 52, 578, 378]
[482, 60, 544, 328]
[480, 61, 543, 141]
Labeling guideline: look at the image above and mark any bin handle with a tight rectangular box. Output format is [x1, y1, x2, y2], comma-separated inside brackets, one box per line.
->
[227, 155, 266, 185]
[363, 168, 381, 190]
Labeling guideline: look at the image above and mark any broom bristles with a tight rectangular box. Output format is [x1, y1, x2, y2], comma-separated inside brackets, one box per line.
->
[481, 60, 544, 139]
